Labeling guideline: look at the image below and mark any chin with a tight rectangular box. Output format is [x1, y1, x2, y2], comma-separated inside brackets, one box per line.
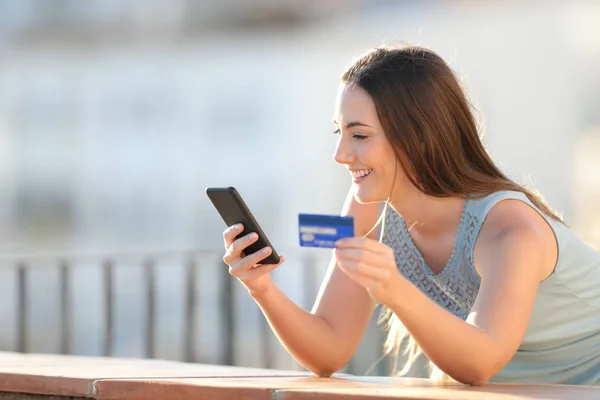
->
[353, 187, 386, 204]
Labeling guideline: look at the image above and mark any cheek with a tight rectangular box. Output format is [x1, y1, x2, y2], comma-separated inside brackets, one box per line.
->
[352, 146, 374, 168]
[359, 142, 388, 165]
[379, 150, 399, 175]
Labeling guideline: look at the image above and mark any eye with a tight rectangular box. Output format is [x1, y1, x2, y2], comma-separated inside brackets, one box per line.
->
[352, 133, 368, 140]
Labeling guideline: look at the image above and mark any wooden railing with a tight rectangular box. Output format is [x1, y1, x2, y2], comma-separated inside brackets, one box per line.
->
[0, 352, 598, 400]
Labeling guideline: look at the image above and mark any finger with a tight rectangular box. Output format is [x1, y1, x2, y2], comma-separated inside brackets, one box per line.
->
[223, 231, 257, 265]
[239, 256, 286, 280]
[334, 237, 387, 254]
[229, 249, 280, 277]
[223, 223, 244, 248]
[336, 258, 391, 282]
[244, 245, 274, 266]
[223, 248, 237, 265]
[334, 247, 386, 263]
[230, 232, 259, 256]
[229, 246, 272, 276]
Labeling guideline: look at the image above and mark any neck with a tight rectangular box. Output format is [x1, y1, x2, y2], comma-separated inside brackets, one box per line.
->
[389, 189, 466, 237]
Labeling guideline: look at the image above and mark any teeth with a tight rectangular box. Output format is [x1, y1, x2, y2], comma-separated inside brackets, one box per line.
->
[351, 169, 372, 179]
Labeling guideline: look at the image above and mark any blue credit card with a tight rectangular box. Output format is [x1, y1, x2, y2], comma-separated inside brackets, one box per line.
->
[298, 214, 355, 248]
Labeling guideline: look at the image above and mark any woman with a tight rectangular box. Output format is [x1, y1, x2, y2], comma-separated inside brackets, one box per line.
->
[221, 45, 600, 386]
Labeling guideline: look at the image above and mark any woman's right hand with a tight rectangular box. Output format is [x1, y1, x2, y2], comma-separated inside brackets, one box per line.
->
[222, 223, 285, 297]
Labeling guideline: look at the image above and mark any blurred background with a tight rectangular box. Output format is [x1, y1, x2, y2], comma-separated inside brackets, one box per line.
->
[0, 0, 599, 377]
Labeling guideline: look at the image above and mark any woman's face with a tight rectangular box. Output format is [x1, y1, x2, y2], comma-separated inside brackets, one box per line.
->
[333, 84, 410, 204]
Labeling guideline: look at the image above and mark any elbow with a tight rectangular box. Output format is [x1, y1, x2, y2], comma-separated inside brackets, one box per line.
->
[455, 346, 508, 386]
[312, 369, 336, 378]
[434, 336, 510, 385]
[305, 347, 354, 378]
[309, 365, 341, 378]
[306, 357, 349, 378]
[449, 358, 503, 386]
[308, 360, 347, 378]
[451, 368, 492, 386]
[460, 372, 491, 386]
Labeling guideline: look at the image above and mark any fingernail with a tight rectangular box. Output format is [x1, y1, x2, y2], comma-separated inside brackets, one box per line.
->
[261, 247, 271, 254]
[235, 224, 242, 229]
[250, 233, 258, 240]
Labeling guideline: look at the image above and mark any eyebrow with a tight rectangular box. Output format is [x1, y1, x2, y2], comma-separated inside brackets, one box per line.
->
[332, 120, 373, 128]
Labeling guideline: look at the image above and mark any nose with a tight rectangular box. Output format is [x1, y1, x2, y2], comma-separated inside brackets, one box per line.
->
[333, 134, 355, 165]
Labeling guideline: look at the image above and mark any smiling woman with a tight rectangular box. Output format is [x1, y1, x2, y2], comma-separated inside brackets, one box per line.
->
[332, 85, 399, 204]
[220, 43, 600, 386]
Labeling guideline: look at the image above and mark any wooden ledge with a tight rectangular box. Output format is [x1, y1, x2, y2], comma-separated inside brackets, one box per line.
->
[0, 352, 597, 400]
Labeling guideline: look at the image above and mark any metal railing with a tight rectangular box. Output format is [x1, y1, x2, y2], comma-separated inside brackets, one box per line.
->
[2, 249, 389, 375]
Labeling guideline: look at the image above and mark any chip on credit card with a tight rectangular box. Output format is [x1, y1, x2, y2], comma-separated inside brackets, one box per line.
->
[298, 214, 355, 248]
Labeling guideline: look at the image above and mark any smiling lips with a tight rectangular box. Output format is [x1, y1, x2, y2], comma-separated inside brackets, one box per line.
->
[350, 168, 373, 182]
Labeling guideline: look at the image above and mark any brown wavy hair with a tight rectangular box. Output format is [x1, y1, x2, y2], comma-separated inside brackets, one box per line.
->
[341, 44, 562, 379]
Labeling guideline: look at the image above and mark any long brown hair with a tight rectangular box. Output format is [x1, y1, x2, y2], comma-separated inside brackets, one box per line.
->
[341, 44, 562, 379]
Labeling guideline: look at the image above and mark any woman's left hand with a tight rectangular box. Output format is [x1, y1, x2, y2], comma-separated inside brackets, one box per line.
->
[333, 237, 403, 307]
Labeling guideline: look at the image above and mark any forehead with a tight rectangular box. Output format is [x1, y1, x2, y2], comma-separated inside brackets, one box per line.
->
[333, 84, 379, 125]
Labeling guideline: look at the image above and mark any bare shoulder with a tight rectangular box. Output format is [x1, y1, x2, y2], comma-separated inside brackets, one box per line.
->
[340, 188, 381, 239]
[475, 197, 558, 281]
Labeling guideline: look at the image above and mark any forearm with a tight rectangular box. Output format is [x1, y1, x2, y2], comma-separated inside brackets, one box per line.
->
[389, 278, 503, 384]
[251, 283, 346, 376]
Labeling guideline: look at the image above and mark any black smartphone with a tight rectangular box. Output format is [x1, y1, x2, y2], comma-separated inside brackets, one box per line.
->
[206, 186, 281, 265]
